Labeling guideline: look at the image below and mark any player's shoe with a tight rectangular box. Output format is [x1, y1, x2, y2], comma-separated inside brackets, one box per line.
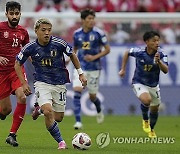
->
[0, 113, 6, 120]
[96, 111, 104, 124]
[32, 103, 41, 120]
[6, 133, 19, 147]
[73, 122, 83, 130]
[58, 140, 67, 150]
[148, 129, 157, 138]
[142, 120, 151, 133]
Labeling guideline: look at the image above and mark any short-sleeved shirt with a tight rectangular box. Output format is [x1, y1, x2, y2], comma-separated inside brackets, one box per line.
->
[129, 47, 168, 87]
[73, 26, 108, 71]
[16, 36, 73, 85]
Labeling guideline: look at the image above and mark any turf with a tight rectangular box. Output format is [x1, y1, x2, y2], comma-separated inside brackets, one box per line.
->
[0, 115, 180, 154]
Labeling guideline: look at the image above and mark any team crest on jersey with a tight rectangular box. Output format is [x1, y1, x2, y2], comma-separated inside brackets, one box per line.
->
[4, 31, 9, 38]
[51, 50, 57, 57]
[89, 34, 95, 41]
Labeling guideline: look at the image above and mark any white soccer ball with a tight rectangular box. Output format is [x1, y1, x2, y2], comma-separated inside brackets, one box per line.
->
[72, 132, 92, 150]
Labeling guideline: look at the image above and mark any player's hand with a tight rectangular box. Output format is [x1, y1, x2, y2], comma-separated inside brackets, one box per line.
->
[84, 55, 95, 62]
[0, 56, 9, 65]
[119, 69, 125, 78]
[79, 74, 87, 88]
[22, 83, 32, 96]
[154, 52, 160, 64]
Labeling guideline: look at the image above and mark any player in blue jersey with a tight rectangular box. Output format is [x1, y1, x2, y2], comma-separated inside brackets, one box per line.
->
[72, 8, 110, 129]
[14, 18, 87, 149]
[119, 31, 168, 138]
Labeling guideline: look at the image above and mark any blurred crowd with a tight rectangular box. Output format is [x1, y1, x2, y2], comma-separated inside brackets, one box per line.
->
[35, 0, 180, 12]
[22, 0, 180, 44]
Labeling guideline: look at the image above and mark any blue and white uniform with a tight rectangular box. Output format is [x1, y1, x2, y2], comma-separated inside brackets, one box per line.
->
[129, 47, 168, 106]
[16, 36, 73, 111]
[73, 26, 108, 93]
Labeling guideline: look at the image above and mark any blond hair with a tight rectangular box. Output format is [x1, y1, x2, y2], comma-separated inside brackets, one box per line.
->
[34, 18, 52, 30]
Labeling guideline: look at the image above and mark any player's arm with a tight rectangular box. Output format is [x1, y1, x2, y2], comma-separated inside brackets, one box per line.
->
[14, 60, 31, 96]
[157, 60, 168, 74]
[154, 52, 168, 74]
[70, 52, 87, 88]
[84, 44, 110, 62]
[119, 50, 130, 78]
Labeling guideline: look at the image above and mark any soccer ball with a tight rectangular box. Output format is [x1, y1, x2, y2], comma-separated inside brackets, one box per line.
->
[72, 132, 91, 150]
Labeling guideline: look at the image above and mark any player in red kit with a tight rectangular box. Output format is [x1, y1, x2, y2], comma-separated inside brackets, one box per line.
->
[0, 1, 29, 147]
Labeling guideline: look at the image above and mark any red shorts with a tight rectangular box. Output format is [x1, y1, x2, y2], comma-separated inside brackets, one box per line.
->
[0, 68, 26, 100]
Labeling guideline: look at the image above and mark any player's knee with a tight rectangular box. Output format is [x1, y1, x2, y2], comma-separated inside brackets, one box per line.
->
[150, 106, 159, 113]
[19, 95, 26, 103]
[43, 109, 53, 118]
[89, 95, 96, 102]
[55, 116, 64, 122]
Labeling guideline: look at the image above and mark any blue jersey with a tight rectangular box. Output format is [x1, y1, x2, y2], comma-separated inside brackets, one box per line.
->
[129, 47, 168, 87]
[73, 26, 108, 71]
[16, 36, 73, 85]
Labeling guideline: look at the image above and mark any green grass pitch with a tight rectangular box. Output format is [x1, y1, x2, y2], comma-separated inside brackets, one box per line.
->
[0, 115, 180, 154]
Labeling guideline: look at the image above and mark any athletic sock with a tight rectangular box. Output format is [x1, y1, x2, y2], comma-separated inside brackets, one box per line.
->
[10, 103, 26, 133]
[140, 103, 149, 121]
[92, 97, 101, 113]
[150, 112, 158, 129]
[48, 121, 63, 143]
[73, 91, 81, 122]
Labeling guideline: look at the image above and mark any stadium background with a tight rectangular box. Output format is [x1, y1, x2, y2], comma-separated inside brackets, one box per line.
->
[0, 0, 180, 116]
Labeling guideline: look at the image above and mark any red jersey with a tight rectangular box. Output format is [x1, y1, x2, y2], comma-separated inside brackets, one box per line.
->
[0, 21, 29, 72]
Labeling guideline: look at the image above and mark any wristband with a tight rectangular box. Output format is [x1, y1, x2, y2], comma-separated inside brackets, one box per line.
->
[77, 68, 83, 75]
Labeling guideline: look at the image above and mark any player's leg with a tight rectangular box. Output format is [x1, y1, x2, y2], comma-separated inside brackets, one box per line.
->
[54, 112, 67, 149]
[32, 102, 41, 120]
[148, 85, 161, 138]
[35, 82, 67, 149]
[6, 71, 27, 147]
[132, 84, 151, 133]
[6, 87, 26, 147]
[0, 97, 12, 120]
[0, 73, 12, 120]
[87, 71, 104, 123]
[52, 85, 67, 149]
[72, 70, 83, 129]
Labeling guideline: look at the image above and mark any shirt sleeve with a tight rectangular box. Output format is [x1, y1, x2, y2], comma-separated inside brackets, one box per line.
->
[63, 43, 73, 57]
[16, 43, 31, 64]
[128, 47, 140, 57]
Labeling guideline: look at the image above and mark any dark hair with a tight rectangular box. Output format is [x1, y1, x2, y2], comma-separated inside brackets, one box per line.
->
[80, 8, 95, 19]
[143, 31, 160, 42]
[6, 1, 21, 12]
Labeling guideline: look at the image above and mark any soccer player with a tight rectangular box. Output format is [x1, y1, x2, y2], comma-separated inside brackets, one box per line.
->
[0, 1, 29, 146]
[14, 18, 87, 149]
[72, 8, 110, 129]
[119, 31, 168, 138]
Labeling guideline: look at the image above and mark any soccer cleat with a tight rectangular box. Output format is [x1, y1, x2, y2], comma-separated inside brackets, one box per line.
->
[96, 111, 104, 124]
[142, 120, 151, 133]
[6, 133, 19, 147]
[148, 129, 157, 138]
[32, 103, 41, 120]
[73, 122, 83, 130]
[58, 140, 67, 150]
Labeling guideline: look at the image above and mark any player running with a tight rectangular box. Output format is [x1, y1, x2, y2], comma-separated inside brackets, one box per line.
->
[119, 31, 168, 138]
[14, 18, 87, 149]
